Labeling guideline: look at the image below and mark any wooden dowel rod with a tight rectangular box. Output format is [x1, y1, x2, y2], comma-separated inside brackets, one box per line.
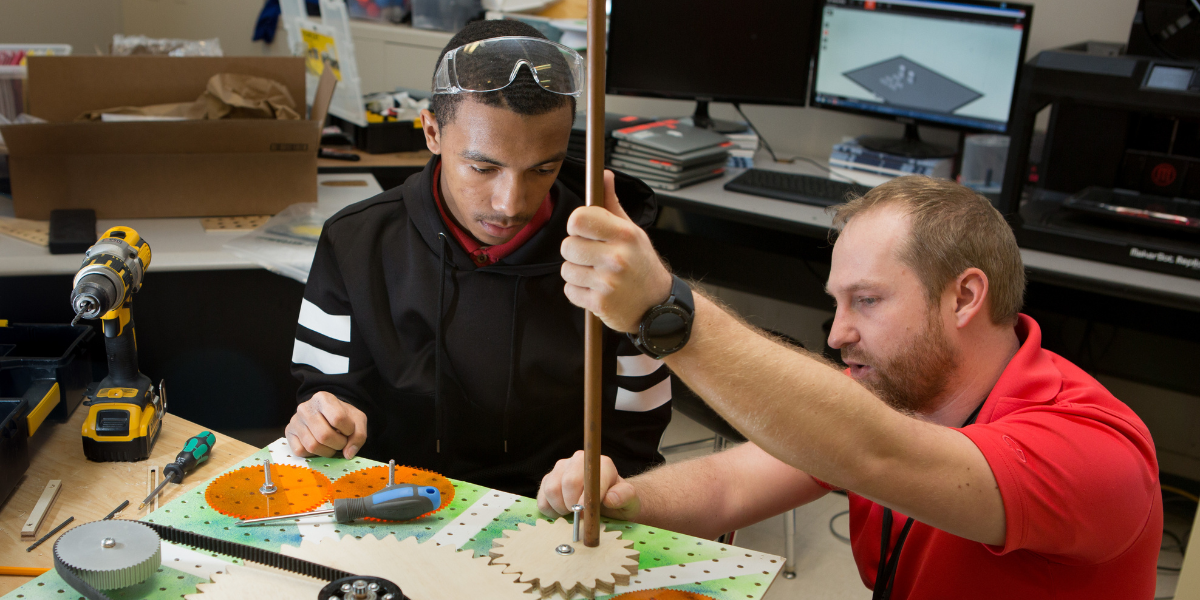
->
[582, 0, 607, 549]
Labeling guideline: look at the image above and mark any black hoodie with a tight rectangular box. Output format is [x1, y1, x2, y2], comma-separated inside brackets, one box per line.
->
[291, 155, 672, 497]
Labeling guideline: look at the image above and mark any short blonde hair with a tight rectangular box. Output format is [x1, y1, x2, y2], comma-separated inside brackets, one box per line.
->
[831, 176, 1025, 325]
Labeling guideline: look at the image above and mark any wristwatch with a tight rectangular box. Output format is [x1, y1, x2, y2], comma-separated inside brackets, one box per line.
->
[629, 275, 695, 360]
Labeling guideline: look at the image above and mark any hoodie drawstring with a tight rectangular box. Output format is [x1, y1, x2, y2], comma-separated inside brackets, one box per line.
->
[502, 275, 523, 452]
[435, 232, 451, 455]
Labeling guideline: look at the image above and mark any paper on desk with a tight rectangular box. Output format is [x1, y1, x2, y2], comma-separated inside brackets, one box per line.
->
[223, 203, 333, 284]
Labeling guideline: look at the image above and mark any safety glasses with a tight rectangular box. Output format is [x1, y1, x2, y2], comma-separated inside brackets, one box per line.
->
[433, 36, 584, 97]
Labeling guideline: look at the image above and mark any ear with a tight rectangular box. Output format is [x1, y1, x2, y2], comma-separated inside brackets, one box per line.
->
[950, 267, 989, 329]
[420, 109, 441, 155]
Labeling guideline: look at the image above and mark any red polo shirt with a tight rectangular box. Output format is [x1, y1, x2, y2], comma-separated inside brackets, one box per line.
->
[432, 162, 554, 267]
[829, 314, 1161, 598]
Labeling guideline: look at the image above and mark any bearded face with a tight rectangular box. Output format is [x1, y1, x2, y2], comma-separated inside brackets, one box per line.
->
[840, 305, 960, 414]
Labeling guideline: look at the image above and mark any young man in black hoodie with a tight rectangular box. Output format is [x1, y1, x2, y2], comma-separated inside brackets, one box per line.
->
[284, 19, 672, 497]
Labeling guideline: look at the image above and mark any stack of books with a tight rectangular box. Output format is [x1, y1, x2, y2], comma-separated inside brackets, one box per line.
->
[609, 120, 732, 191]
[829, 138, 954, 182]
[568, 113, 653, 164]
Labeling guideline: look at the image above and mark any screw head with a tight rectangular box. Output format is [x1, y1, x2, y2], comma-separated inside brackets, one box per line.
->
[555, 544, 575, 556]
[340, 583, 352, 593]
[101, 537, 116, 549]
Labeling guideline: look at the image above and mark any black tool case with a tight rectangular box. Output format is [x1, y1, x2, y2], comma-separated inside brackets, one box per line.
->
[0, 323, 95, 427]
[0, 398, 30, 504]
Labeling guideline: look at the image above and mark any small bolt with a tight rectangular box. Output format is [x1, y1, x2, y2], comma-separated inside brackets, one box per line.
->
[556, 544, 574, 556]
[367, 583, 380, 592]
[382, 594, 395, 600]
[101, 538, 116, 549]
[340, 583, 352, 593]
[352, 579, 369, 599]
[571, 504, 583, 543]
[260, 460, 277, 495]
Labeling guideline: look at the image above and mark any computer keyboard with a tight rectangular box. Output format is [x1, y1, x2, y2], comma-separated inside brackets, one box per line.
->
[724, 169, 873, 207]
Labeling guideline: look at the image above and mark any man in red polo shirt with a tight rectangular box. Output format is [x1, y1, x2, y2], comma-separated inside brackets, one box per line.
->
[282, 20, 675, 498]
[540, 175, 1161, 596]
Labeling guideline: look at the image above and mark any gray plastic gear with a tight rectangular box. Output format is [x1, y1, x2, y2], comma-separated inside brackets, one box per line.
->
[54, 520, 161, 590]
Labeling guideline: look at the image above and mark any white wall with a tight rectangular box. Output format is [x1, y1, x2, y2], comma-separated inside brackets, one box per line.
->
[121, 0, 292, 57]
[0, 0, 124, 55]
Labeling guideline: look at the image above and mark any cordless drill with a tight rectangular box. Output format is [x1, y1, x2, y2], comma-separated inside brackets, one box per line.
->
[71, 226, 165, 462]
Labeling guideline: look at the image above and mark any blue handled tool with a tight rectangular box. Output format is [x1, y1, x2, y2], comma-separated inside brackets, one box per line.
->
[234, 483, 441, 526]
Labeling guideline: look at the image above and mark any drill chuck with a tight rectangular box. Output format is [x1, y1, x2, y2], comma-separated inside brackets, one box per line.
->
[71, 273, 120, 320]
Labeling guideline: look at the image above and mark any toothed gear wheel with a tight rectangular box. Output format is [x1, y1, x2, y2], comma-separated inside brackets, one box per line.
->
[330, 465, 455, 521]
[205, 463, 332, 519]
[53, 520, 161, 590]
[610, 591, 718, 600]
[489, 518, 639, 599]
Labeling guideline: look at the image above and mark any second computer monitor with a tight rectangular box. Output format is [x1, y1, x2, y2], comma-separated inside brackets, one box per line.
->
[811, 0, 1032, 140]
[606, 0, 820, 131]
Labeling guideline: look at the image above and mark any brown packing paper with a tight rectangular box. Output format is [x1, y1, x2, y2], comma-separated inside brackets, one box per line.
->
[79, 73, 301, 121]
[0, 56, 337, 220]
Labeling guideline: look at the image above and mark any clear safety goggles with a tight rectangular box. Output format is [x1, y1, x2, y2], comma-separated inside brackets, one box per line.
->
[433, 36, 584, 97]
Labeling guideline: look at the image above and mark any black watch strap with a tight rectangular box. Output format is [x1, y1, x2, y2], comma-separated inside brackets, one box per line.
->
[629, 275, 694, 360]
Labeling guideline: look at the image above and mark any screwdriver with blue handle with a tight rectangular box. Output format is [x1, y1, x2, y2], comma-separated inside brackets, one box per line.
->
[138, 431, 216, 509]
[234, 483, 442, 526]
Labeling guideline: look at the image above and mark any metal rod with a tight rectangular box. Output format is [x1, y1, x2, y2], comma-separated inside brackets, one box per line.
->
[581, 0, 607, 549]
[103, 500, 130, 521]
[236, 508, 336, 527]
[387, 459, 396, 487]
[25, 516, 74, 552]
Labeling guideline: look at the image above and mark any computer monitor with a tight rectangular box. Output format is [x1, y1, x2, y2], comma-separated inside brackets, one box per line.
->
[811, 0, 1033, 158]
[606, 0, 820, 133]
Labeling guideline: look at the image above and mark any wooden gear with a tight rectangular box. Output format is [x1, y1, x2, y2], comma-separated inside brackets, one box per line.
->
[204, 464, 332, 519]
[611, 592, 717, 600]
[489, 518, 639, 599]
[329, 465, 455, 521]
[186, 563, 325, 600]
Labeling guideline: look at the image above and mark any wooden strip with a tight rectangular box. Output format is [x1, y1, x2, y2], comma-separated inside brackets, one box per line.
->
[0, 216, 49, 246]
[20, 480, 62, 538]
[582, 0, 608, 549]
[200, 215, 270, 232]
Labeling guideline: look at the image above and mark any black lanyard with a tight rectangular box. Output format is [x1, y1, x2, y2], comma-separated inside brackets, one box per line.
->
[871, 401, 985, 600]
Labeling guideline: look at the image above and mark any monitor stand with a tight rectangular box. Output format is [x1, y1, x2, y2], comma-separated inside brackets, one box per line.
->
[687, 100, 747, 134]
[858, 123, 956, 159]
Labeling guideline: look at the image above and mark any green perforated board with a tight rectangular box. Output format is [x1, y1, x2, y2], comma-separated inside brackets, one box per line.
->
[5, 439, 783, 600]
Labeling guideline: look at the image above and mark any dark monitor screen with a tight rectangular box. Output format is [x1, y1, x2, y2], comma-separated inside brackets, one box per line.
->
[606, 1, 819, 107]
[811, 0, 1033, 133]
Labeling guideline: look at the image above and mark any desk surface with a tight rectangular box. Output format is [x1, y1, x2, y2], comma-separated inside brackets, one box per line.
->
[0, 411, 256, 595]
[317, 147, 431, 169]
[658, 154, 1200, 311]
[0, 174, 384, 277]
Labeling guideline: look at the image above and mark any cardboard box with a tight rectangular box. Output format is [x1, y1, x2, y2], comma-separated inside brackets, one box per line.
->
[0, 56, 335, 219]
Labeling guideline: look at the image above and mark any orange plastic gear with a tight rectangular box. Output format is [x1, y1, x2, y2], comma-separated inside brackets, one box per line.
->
[329, 465, 455, 522]
[205, 463, 332, 519]
[610, 591, 717, 600]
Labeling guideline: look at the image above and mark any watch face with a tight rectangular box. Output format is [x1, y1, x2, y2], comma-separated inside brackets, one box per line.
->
[644, 305, 690, 354]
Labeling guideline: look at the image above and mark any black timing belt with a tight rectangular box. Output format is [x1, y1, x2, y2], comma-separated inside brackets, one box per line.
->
[54, 520, 356, 600]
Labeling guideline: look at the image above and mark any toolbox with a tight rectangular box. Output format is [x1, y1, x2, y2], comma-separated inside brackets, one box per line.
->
[0, 323, 95, 430]
[0, 398, 30, 504]
[333, 114, 427, 154]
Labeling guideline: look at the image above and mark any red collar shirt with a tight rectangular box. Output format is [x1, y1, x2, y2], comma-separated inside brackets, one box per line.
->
[431, 163, 554, 267]
[830, 314, 1161, 598]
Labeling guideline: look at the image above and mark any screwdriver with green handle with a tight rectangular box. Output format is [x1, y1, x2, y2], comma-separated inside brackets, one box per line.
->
[138, 431, 216, 510]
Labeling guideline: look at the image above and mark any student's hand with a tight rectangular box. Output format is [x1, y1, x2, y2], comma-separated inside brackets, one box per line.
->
[561, 170, 674, 334]
[537, 450, 641, 522]
[285, 391, 368, 459]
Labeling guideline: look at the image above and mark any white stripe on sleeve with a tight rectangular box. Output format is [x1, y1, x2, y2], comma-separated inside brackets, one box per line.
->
[292, 339, 350, 375]
[616, 354, 664, 377]
[615, 376, 672, 412]
[298, 299, 352, 342]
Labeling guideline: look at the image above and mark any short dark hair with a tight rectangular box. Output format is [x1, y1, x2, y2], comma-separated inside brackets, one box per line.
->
[430, 19, 576, 130]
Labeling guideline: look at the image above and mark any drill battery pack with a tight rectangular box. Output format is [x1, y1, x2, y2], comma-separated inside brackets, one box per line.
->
[81, 383, 163, 462]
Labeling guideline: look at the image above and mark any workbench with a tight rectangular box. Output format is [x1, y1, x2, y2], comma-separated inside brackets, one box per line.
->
[2, 437, 785, 600]
[0, 411, 256, 595]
